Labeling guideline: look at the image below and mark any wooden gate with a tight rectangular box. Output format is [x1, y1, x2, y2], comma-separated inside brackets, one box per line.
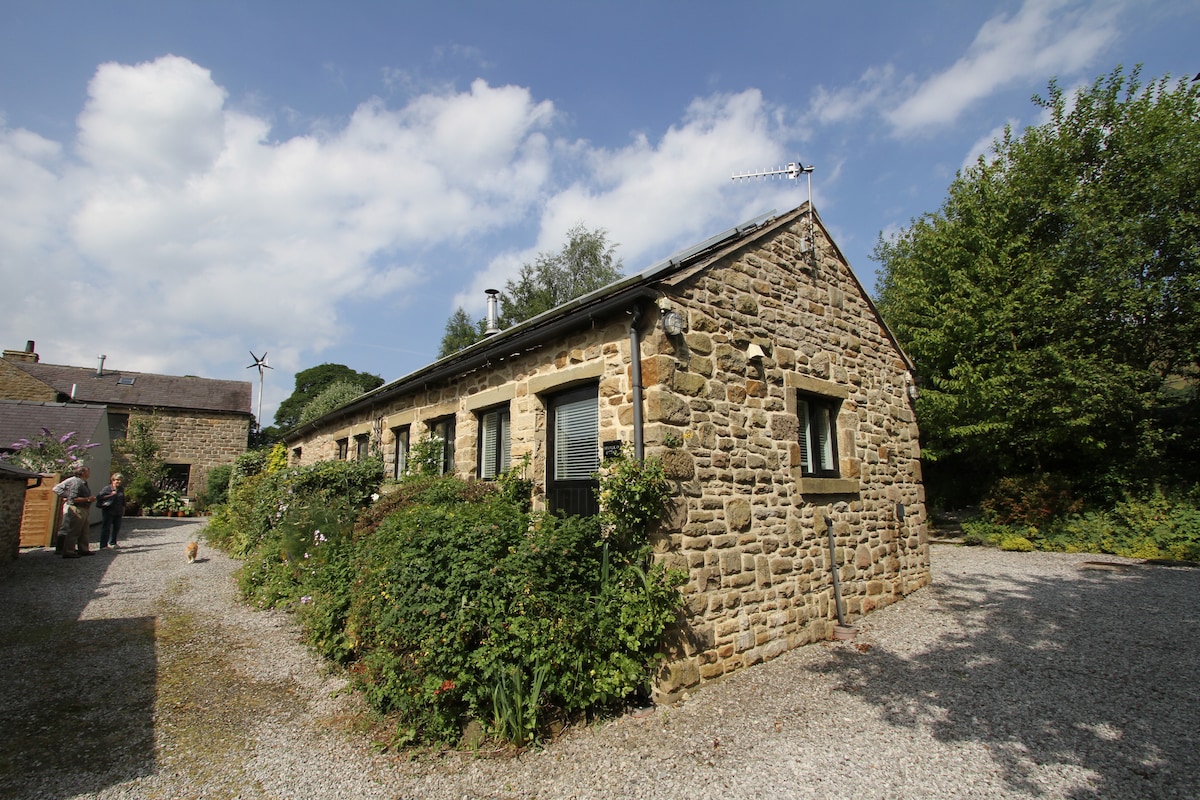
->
[20, 474, 62, 548]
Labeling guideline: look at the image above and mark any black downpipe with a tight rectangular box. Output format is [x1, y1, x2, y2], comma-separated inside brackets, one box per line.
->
[629, 305, 645, 460]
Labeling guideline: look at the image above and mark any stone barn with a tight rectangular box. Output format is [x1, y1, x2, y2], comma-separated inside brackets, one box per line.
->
[284, 204, 931, 698]
[0, 345, 252, 501]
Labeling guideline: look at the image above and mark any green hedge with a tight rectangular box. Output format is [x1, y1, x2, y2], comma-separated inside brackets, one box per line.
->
[963, 488, 1200, 561]
[204, 463, 684, 747]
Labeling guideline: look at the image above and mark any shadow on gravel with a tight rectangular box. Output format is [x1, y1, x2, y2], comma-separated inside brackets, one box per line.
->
[817, 558, 1200, 799]
[0, 521, 177, 798]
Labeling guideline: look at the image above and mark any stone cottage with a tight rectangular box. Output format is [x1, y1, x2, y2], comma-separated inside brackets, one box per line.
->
[284, 204, 931, 698]
[0, 344, 253, 500]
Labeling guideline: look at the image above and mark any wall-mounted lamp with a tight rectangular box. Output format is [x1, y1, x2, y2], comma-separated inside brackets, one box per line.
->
[906, 382, 919, 401]
[746, 343, 766, 362]
[661, 310, 685, 336]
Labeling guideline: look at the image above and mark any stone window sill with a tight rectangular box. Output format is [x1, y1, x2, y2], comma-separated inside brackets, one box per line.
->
[796, 477, 861, 495]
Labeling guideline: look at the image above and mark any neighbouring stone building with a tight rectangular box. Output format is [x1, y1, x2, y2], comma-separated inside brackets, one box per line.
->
[0, 462, 41, 563]
[284, 204, 931, 699]
[0, 344, 253, 500]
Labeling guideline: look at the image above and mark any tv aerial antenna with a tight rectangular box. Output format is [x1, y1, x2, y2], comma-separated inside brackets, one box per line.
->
[246, 351, 274, 425]
[731, 159, 816, 256]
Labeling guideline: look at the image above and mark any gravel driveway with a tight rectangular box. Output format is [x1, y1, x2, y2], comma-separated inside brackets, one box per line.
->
[1, 519, 1197, 799]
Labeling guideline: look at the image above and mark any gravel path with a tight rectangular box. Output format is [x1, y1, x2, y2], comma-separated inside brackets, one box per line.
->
[1, 520, 1197, 799]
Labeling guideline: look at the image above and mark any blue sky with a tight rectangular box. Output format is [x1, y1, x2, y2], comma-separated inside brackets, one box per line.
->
[2, 0, 1196, 426]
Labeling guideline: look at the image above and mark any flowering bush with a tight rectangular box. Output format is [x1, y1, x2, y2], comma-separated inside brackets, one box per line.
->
[2, 427, 99, 473]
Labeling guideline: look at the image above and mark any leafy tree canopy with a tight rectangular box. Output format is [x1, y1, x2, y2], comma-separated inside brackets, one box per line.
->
[272, 363, 384, 431]
[438, 225, 623, 357]
[874, 66, 1200, 506]
[298, 380, 370, 425]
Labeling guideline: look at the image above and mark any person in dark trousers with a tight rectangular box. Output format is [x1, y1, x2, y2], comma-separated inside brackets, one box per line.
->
[97, 472, 126, 549]
[52, 466, 96, 558]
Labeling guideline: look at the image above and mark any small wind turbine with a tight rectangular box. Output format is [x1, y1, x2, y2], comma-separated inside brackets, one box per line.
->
[246, 351, 273, 426]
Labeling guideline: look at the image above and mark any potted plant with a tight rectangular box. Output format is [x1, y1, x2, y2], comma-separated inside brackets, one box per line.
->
[151, 488, 185, 516]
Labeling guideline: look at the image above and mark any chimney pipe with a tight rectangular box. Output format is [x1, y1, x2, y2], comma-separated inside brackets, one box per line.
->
[484, 289, 501, 336]
[25, 340, 34, 354]
[97, 354, 107, 376]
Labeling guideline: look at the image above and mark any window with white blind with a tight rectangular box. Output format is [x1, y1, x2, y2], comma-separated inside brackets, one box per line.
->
[553, 393, 599, 480]
[547, 385, 600, 516]
[478, 407, 511, 479]
[798, 394, 840, 478]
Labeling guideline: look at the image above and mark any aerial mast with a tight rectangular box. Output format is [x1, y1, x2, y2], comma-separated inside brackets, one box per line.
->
[731, 159, 816, 258]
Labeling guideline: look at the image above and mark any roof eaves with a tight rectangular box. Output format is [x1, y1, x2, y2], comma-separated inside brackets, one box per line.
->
[283, 209, 781, 440]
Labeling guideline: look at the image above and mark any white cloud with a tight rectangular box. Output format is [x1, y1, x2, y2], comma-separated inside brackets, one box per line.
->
[809, 66, 898, 125]
[2, 57, 809, 423]
[451, 89, 805, 312]
[2, 56, 563, 417]
[886, 0, 1123, 135]
[77, 55, 228, 183]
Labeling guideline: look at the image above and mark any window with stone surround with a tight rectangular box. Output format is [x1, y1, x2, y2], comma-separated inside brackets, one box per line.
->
[785, 372, 859, 495]
[336, 438, 348, 460]
[355, 433, 370, 460]
[108, 412, 128, 441]
[477, 405, 511, 480]
[391, 426, 410, 479]
[797, 393, 840, 478]
[428, 416, 455, 476]
[546, 384, 599, 516]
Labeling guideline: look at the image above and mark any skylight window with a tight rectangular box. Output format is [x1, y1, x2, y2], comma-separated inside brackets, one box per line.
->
[117, 376, 135, 386]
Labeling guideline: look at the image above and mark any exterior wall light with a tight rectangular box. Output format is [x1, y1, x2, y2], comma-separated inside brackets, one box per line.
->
[661, 310, 685, 336]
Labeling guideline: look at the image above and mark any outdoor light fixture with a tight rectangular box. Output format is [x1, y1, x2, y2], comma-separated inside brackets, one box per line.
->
[661, 309, 685, 336]
[746, 343, 766, 362]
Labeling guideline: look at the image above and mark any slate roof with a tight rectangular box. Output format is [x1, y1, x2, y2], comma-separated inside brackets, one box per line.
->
[0, 460, 41, 479]
[9, 362, 252, 415]
[0, 400, 109, 453]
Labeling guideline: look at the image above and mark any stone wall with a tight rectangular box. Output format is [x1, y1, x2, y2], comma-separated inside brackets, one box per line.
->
[292, 331, 633, 512]
[289, 209, 930, 699]
[131, 411, 249, 499]
[0, 476, 26, 562]
[641, 217, 929, 698]
[0, 358, 55, 401]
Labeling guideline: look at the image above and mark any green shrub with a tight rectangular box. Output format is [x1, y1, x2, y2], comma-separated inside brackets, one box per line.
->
[230, 448, 270, 489]
[998, 534, 1035, 552]
[961, 487, 1200, 561]
[340, 494, 684, 745]
[202, 464, 233, 507]
[982, 474, 1082, 525]
[215, 451, 684, 748]
[123, 473, 160, 513]
[1038, 489, 1200, 561]
[204, 456, 384, 558]
[597, 446, 672, 548]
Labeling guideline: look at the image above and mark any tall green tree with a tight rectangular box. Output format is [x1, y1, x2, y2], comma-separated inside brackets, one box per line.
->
[437, 307, 487, 358]
[437, 225, 623, 357]
[272, 363, 384, 431]
[874, 67, 1200, 505]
